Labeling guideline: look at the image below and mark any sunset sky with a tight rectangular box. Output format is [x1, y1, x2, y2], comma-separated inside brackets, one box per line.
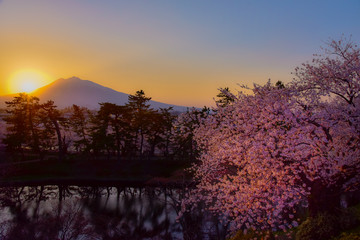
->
[1, 0, 359, 107]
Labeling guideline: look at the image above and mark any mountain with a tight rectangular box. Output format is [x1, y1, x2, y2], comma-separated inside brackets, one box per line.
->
[0, 77, 189, 111]
[0, 94, 18, 109]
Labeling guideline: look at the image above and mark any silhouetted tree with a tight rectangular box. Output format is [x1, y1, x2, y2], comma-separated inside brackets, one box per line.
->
[3, 93, 42, 159]
[172, 107, 210, 160]
[100, 103, 131, 160]
[158, 107, 176, 157]
[145, 110, 166, 158]
[40, 100, 67, 160]
[215, 87, 235, 107]
[275, 80, 285, 89]
[126, 90, 152, 156]
[69, 104, 91, 153]
[88, 103, 114, 159]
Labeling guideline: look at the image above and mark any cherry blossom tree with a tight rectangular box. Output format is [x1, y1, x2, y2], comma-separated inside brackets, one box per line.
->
[293, 37, 360, 107]
[182, 38, 360, 234]
[292, 37, 360, 158]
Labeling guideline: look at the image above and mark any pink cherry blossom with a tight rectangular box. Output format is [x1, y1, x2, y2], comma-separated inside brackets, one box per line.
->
[181, 38, 360, 234]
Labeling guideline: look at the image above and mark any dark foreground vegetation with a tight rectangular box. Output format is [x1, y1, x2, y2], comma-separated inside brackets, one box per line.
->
[229, 202, 360, 240]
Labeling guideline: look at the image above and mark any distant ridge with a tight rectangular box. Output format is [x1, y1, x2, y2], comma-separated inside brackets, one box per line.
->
[0, 77, 189, 111]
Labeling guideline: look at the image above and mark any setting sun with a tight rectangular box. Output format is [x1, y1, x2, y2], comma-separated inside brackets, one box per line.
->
[8, 70, 49, 93]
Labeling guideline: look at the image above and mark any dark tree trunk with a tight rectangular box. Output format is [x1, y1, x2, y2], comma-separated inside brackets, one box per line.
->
[149, 142, 156, 158]
[52, 119, 63, 161]
[140, 130, 144, 156]
[29, 107, 40, 155]
[115, 129, 121, 161]
[308, 180, 341, 217]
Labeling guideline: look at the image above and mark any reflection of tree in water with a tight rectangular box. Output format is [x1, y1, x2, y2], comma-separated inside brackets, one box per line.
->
[0, 185, 228, 240]
[169, 187, 229, 240]
[82, 187, 175, 239]
[0, 186, 97, 240]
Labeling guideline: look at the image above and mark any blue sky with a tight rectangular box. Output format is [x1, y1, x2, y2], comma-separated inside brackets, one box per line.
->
[1, 0, 359, 106]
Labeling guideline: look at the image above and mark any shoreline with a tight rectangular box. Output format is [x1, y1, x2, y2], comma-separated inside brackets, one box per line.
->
[0, 157, 195, 188]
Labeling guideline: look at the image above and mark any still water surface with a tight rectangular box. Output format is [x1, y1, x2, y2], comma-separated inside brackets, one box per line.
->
[0, 185, 227, 240]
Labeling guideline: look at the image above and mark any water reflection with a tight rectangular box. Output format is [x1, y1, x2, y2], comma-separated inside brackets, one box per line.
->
[0, 185, 228, 240]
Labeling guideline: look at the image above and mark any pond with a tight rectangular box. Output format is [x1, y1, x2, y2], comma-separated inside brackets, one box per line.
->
[0, 185, 228, 240]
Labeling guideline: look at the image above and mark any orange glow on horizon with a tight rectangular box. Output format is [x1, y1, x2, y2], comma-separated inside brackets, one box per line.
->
[8, 70, 50, 94]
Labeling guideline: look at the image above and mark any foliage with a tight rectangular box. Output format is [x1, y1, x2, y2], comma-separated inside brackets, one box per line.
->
[172, 107, 210, 159]
[2, 89, 201, 161]
[69, 104, 91, 153]
[295, 212, 338, 240]
[182, 38, 360, 236]
[3, 94, 66, 159]
[126, 90, 152, 155]
[83, 91, 180, 159]
[296, 206, 360, 240]
[40, 100, 67, 159]
[336, 232, 360, 240]
[216, 87, 235, 107]
[293, 37, 360, 107]
[229, 229, 275, 240]
[3, 93, 41, 152]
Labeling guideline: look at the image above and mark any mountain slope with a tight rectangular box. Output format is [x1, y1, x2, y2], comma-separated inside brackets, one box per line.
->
[0, 77, 189, 111]
[0, 94, 18, 108]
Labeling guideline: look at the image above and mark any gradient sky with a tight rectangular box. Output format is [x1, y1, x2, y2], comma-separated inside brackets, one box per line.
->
[1, 0, 360, 107]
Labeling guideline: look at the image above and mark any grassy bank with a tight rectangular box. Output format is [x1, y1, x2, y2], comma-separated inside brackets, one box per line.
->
[228, 203, 360, 240]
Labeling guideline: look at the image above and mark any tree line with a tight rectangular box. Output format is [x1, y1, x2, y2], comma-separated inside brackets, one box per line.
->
[2, 90, 211, 161]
